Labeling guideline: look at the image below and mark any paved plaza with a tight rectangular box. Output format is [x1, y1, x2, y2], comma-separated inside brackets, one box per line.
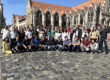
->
[0, 50, 110, 80]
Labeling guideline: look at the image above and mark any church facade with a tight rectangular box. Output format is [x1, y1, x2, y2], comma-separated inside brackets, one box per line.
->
[14, 0, 110, 29]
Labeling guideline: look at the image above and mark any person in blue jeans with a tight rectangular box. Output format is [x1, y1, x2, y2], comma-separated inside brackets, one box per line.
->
[57, 36, 63, 51]
[71, 36, 81, 52]
[62, 36, 71, 51]
[99, 25, 109, 54]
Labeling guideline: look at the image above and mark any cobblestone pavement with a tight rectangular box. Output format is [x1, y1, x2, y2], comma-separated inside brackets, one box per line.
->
[0, 51, 110, 80]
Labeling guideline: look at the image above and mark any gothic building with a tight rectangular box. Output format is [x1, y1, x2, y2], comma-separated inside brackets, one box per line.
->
[13, 0, 110, 29]
[0, 0, 5, 31]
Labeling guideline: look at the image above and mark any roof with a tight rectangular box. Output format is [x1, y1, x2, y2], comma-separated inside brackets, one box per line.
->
[31, 1, 71, 15]
[31, 0, 104, 15]
[72, 0, 104, 13]
[13, 14, 23, 20]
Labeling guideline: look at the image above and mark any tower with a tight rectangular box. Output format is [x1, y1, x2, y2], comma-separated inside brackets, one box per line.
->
[0, 0, 5, 31]
[26, 0, 32, 26]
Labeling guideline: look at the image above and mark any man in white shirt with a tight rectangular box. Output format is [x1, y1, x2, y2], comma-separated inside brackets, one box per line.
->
[1, 26, 10, 40]
[10, 27, 17, 39]
[25, 28, 32, 39]
[10, 27, 17, 49]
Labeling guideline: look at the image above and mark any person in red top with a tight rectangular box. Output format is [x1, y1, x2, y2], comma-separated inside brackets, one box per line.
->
[67, 27, 72, 33]
[82, 36, 90, 52]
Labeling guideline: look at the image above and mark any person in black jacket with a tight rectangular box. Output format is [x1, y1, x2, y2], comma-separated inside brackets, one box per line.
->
[47, 37, 56, 50]
[39, 37, 46, 50]
[22, 36, 32, 51]
[77, 26, 82, 40]
[13, 36, 23, 53]
[57, 36, 63, 51]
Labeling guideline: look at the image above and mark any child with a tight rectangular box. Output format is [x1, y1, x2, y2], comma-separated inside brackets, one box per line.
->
[90, 39, 98, 53]
[2, 37, 12, 55]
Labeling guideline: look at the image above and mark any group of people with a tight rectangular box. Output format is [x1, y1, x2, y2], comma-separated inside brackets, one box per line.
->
[1, 24, 109, 55]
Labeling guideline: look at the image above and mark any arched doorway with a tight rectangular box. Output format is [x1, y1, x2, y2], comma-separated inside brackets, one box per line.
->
[54, 12, 59, 26]
[36, 10, 42, 26]
[45, 11, 51, 27]
[62, 13, 67, 29]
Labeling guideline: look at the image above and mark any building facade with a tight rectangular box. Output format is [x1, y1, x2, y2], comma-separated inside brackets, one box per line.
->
[12, 15, 26, 29]
[14, 0, 110, 29]
[0, 0, 5, 31]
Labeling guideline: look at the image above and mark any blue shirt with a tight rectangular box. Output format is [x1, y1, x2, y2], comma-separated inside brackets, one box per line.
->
[34, 38, 39, 45]
[63, 40, 71, 45]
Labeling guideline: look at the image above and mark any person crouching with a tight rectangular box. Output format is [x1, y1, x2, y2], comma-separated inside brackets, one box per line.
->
[22, 36, 32, 52]
[13, 36, 23, 53]
[82, 36, 90, 53]
[62, 36, 71, 51]
[72, 36, 81, 52]
[2, 37, 12, 55]
[90, 39, 98, 53]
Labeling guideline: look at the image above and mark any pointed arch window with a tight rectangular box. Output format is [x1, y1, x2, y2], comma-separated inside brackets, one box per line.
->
[88, 7, 94, 21]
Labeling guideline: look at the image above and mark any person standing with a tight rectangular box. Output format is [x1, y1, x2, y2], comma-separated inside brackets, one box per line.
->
[99, 25, 109, 54]
[90, 27, 99, 42]
[1, 26, 10, 40]
[10, 27, 17, 49]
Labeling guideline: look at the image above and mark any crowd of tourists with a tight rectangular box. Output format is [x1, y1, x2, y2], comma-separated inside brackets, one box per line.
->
[1, 24, 110, 55]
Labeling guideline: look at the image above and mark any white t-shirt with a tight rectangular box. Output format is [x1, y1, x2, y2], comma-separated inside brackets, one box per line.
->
[1, 29, 10, 40]
[10, 31, 17, 39]
[62, 32, 68, 41]
[39, 31, 44, 38]
[81, 32, 89, 39]
[90, 43, 98, 50]
[25, 31, 32, 39]
[55, 33, 61, 40]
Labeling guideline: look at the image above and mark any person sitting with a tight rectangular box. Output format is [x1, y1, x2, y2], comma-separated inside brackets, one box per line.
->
[2, 37, 12, 55]
[32, 35, 39, 51]
[22, 36, 32, 51]
[57, 36, 63, 51]
[13, 36, 23, 53]
[90, 39, 98, 53]
[72, 36, 81, 52]
[62, 36, 71, 51]
[82, 36, 90, 52]
[39, 37, 46, 50]
[47, 37, 56, 50]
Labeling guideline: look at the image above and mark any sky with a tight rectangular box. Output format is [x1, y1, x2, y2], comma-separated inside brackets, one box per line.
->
[2, 0, 88, 25]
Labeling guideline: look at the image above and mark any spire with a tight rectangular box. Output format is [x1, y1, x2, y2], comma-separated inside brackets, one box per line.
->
[27, 0, 30, 3]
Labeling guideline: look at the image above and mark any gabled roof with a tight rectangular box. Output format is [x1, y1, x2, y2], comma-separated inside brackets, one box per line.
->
[31, 0, 104, 15]
[31, 1, 71, 15]
[13, 14, 23, 20]
[72, 0, 104, 13]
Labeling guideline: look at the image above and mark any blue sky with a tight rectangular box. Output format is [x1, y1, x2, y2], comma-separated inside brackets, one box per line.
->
[2, 0, 88, 25]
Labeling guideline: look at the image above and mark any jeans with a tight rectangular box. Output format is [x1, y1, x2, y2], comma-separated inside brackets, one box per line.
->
[72, 45, 81, 51]
[99, 39, 108, 52]
[62, 45, 71, 51]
